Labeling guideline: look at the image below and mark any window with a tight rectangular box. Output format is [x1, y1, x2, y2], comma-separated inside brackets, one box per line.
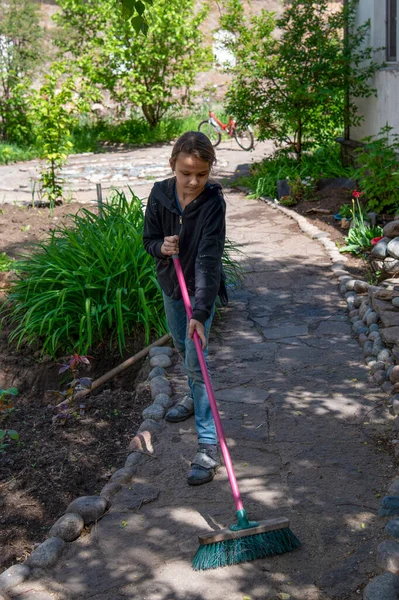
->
[387, 0, 398, 62]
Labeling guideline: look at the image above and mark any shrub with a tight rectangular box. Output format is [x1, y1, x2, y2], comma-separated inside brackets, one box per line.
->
[354, 125, 399, 214]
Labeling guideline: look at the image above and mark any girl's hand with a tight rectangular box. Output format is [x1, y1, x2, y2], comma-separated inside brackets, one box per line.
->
[161, 235, 179, 256]
[188, 319, 206, 350]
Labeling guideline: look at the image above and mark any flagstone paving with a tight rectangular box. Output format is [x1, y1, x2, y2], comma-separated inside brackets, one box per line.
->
[2, 142, 397, 599]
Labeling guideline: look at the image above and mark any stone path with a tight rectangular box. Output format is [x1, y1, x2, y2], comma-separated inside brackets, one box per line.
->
[0, 139, 272, 205]
[6, 183, 396, 599]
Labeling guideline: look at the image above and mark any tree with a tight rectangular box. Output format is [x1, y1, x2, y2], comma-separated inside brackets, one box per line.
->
[221, 0, 381, 159]
[54, 0, 211, 128]
[0, 0, 43, 143]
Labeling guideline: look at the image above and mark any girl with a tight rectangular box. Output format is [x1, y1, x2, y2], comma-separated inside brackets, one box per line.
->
[143, 131, 227, 485]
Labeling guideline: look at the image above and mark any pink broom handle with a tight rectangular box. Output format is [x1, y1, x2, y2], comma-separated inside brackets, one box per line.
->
[173, 256, 244, 513]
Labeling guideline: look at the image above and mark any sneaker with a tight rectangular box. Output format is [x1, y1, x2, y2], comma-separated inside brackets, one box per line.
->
[187, 444, 220, 486]
[165, 395, 194, 423]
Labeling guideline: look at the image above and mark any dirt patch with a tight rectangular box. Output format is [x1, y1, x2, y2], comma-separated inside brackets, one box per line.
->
[0, 201, 160, 571]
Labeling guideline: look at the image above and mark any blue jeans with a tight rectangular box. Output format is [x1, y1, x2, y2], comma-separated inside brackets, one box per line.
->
[162, 292, 217, 445]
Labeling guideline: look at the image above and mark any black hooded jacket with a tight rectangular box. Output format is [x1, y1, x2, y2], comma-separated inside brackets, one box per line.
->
[143, 177, 227, 324]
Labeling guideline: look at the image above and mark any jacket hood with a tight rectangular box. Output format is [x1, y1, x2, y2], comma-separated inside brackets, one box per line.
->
[151, 177, 223, 212]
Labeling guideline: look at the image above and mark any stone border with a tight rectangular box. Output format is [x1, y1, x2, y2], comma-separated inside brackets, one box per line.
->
[0, 345, 177, 596]
[259, 194, 399, 600]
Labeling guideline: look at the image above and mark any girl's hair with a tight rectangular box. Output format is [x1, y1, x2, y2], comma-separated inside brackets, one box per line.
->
[170, 131, 216, 170]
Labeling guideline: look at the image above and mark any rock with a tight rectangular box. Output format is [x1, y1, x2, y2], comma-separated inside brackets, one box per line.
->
[367, 212, 378, 226]
[277, 179, 290, 199]
[369, 323, 380, 333]
[345, 291, 356, 299]
[382, 326, 399, 346]
[100, 481, 122, 502]
[353, 320, 367, 333]
[390, 367, 399, 384]
[387, 519, 399, 538]
[148, 366, 166, 379]
[142, 403, 165, 421]
[365, 357, 376, 368]
[380, 496, 399, 517]
[377, 540, 399, 573]
[384, 221, 399, 239]
[370, 360, 386, 374]
[345, 279, 356, 291]
[125, 452, 145, 469]
[346, 296, 355, 310]
[148, 346, 174, 358]
[389, 239, 399, 260]
[382, 381, 395, 394]
[363, 341, 374, 357]
[149, 355, 172, 368]
[354, 280, 370, 294]
[0, 564, 30, 591]
[393, 345, 399, 362]
[372, 237, 390, 258]
[379, 309, 399, 328]
[378, 348, 393, 364]
[65, 496, 108, 525]
[384, 257, 399, 275]
[359, 300, 370, 319]
[150, 376, 172, 398]
[389, 478, 399, 496]
[366, 311, 379, 326]
[110, 467, 134, 484]
[49, 513, 84, 542]
[363, 572, 399, 600]
[153, 393, 174, 409]
[393, 298, 399, 309]
[138, 418, 163, 436]
[128, 430, 153, 453]
[369, 331, 382, 341]
[349, 309, 359, 319]
[373, 370, 387, 385]
[392, 396, 399, 416]
[27, 537, 66, 568]
[353, 296, 363, 308]
[358, 333, 368, 347]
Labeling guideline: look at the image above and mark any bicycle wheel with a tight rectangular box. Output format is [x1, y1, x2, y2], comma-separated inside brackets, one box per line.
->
[233, 126, 254, 151]
[198, 120, 222, 148]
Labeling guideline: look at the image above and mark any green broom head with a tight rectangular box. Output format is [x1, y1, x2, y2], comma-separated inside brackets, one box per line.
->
[192, 510, 300, 571]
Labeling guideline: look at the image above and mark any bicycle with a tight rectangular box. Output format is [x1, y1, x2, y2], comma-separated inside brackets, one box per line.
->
[198, 110, 254, 151]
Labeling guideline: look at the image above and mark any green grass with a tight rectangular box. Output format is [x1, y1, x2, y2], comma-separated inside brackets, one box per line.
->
[0, 142, 37, 165]
[241, 144, 352, 199]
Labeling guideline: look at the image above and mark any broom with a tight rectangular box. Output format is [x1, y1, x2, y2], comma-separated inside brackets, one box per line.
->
[172, 255, 300, 571]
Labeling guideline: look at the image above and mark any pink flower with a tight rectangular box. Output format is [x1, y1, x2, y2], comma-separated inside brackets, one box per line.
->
[353, 190, 362, 198]
[371, 236, 383, 245]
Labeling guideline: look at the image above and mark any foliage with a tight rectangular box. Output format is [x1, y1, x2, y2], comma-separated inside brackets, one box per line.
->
[0, 387, 19, 452]
[354, 125, 399, 214]
[244, 144, 351, 199]
[338, 203, 352, 218]
[339, 198, 383, 255]
[0, 142, 36, 165]
[0, 0, 43, 144]
[52, 354, 92, 423]
[220, 0, 381, 159]
[54, 0, 211, 128]
[4, 189, 167, 356]
[29, 63, 95, 210]
[0, 252, 14, 272]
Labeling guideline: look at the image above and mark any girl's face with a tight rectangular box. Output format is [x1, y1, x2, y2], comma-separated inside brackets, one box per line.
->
[170, 152, 210, 202]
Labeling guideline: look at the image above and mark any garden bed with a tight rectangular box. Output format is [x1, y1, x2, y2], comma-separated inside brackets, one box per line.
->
[0, 202, 155, 571]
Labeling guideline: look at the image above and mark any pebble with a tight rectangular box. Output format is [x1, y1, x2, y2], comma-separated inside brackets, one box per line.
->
[379, 496, 399, 517]
[373, 370, 387, 385]
[389, 478, 399, 496]
[49, 513, 84, 542]
[369, 361, 385, 374]
[369, 323, 380, 333]
[0, 564, 30, 591]
[100, 481, 122, 501]
[377, 539, 399, 573]
[27, 537, 66, 569]
[358, 333, 368, 347]
[148, 366, 166, 379]
[390, 366, 399, 384]
[153, 393, 174, 408]
[65, 496, 108, 525]
[363, 341, 374, 357]
[110, 467, 134, 484]
[363, 572, 399, 600]
[148, 346, 174, 358]
[378, 348, 392, 363]
[386, 519, 399, 539]
[150, 376, 172, 398]
[387, 238, 399, 260]
[345, 279, 356, 291]
[392, 397, 399, 416]
[369, 331, 382, 342]
[354, 280, 370, 293]
[142, 403, 165, 421]
[392, 297, 399, 309]
[349, 309, 359, 319]
[125, 452, 145, 469]
[138, 418, 163, 436]
[367, 312, 379, 326]
[149, 355, 172, 368]
[353, 296, 363, 308]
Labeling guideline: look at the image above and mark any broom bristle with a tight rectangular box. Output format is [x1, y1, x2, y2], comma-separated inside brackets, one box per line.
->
[192, 527, 300, 571]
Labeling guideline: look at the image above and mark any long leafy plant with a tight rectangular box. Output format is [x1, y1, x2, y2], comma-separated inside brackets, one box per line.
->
[339, 198, 383, 255]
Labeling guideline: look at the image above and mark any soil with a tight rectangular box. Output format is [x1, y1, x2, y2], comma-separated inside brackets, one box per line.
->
[0, 186, 383, 572]
[0, 202, 156, 571]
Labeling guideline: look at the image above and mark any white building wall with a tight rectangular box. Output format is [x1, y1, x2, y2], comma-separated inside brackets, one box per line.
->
[352, 0, 399, 140]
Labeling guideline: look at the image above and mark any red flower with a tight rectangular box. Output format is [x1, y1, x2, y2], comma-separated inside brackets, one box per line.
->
[353, 190, 362, 198]
[371, 236, 383, 245]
